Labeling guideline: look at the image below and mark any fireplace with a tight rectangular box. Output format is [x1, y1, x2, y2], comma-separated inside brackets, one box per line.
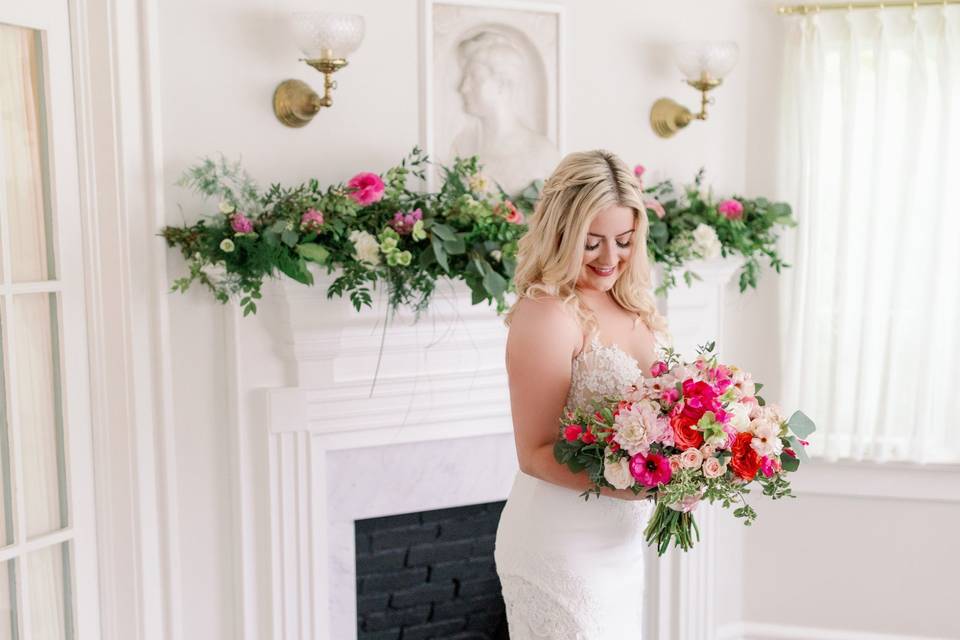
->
[355, 503, 509, 639]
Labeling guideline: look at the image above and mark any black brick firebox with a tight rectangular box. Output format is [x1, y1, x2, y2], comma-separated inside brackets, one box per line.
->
[355, 501, 510, 640]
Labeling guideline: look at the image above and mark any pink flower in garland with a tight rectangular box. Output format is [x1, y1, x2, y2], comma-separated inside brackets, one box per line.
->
[347, 172, 386, 206]
[389, 208, 423, 235]
[300, 209, 325, 231]
[230, 213, 254, 234]
[497, 200, 524, 225]
[630, 451, 672, 487]
[644, 198, 666, 219]
[718, 198, 744, 220]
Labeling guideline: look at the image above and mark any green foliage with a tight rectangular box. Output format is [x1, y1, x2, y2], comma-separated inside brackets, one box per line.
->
[163, 148, 794, 317]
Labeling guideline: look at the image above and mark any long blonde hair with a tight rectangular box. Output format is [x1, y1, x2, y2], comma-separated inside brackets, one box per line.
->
[505, 149, 666, 338]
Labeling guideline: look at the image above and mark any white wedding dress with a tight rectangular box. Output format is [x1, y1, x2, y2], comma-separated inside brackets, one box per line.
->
[494, 329, 668, 639]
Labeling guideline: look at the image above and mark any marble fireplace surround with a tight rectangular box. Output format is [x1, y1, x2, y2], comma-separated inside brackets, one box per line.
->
[240, 260, 742, 640]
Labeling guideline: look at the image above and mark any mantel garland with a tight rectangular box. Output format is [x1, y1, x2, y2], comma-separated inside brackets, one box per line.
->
[162, 147, 794, 317]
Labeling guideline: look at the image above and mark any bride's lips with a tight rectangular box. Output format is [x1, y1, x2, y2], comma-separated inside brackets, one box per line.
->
[589, 264, 617, 277]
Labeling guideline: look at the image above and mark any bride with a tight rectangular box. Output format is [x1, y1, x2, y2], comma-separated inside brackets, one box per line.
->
[494, 149, 670, 638]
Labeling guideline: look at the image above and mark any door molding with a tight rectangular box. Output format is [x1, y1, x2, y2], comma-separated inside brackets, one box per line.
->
[69, 0, 182, 638]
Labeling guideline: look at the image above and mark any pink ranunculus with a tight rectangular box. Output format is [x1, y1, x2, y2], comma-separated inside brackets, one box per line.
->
[300, 208, 325, 231]
[630, 452, 673, 487]
[564, 424, 583, 442]
[644, 198, 666, 219]
[649, 361, 669, 377]
[347, 172, 386, 206]
[230, 213, 254, 234]
[718, 198, 744, 220]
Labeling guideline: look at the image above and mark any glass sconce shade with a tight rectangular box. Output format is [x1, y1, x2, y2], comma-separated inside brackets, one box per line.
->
[674, 41, 739, 83]
[289, 12, 365, 60]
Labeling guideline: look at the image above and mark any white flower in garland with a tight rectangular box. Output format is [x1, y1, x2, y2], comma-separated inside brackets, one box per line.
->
[691, 223, 721, 260]
[349, 230, 381, 267]
[219, 238, 235, 253]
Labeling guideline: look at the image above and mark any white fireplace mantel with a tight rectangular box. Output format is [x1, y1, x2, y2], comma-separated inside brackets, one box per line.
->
[230, 258, 745, 640]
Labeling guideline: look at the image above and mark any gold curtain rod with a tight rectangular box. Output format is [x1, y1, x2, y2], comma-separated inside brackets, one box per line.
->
[778, 0, 958, 15]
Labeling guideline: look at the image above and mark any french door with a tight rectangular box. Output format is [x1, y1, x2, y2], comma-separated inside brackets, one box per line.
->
[0, 1, 101, 638]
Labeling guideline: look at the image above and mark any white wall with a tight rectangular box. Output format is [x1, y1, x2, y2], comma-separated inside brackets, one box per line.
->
[155, 0, 959, 638]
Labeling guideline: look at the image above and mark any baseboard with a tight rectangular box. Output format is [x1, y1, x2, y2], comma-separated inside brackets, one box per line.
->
[716, 621, 953, 640]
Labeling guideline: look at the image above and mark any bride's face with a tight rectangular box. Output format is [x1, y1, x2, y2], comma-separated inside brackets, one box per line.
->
[576, 205, 636, 293]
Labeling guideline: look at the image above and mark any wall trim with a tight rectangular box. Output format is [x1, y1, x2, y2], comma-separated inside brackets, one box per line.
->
[717, 621, 952, 640]
[792, 459, 960, 503]
[70, 0, 182, 638]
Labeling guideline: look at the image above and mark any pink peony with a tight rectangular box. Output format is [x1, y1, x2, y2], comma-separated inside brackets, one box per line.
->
[644, 198, 666, 219]
[347, 172, 386, 206]
[649, 361, 669, 377]
[300, 209, 325, 231]
[230, 213, 254, 234]
[630, 452, 673, 487]
[718, 198, 744, 220]
[389, 208, 423, 235]
[564, 424, 583, 442]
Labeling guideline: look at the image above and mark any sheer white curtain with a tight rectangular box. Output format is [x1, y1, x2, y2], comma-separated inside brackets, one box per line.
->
[778, 7, 960, 463]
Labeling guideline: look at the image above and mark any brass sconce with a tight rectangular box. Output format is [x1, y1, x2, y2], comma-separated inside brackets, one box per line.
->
[650, 42, 739, 138]
[273, 12, 365, 128]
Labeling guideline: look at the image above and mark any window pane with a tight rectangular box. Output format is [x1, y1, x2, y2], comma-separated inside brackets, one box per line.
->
[0, 23, 57, 282]
[11, 294, 66, 537]
[0, 559, 17, 640]
[26, 543, 70, 640]
[0, 306, 13, 547]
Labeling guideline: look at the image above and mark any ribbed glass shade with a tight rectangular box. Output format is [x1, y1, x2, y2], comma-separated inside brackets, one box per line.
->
[674, 41, 739, 83]
[289, 12, 365, 60]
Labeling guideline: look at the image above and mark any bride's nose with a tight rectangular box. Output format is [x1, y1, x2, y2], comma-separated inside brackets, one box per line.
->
[600, 240, 618, 265]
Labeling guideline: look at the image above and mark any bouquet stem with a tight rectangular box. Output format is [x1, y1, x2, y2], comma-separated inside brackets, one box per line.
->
[644, 502, 701, 556]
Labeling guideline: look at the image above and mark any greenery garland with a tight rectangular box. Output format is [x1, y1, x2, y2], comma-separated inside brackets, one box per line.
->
[162, 147, 794, 317]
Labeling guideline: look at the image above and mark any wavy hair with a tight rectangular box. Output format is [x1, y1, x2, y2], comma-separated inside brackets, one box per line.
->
[505, 149, 667, 340]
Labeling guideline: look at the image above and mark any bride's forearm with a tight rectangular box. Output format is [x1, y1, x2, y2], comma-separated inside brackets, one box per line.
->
[519, 443, 654, 501]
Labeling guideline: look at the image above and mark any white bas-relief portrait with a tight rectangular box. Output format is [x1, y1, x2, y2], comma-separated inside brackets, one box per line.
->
[429, 2, 562, 196]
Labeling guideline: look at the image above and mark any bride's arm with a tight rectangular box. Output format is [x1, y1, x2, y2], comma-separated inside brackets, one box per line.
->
[505, 298, 652, 501]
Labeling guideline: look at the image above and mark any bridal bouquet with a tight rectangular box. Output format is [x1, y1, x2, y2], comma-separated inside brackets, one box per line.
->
[553, 342, 815, 556]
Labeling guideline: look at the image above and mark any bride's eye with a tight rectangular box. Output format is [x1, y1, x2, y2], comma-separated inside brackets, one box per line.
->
[585, 243, 600, 251]
[616, 240, 632, 249]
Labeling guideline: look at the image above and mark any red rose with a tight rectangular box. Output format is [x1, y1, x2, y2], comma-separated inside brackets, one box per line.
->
[730, 432, 761, 480]
[670, 412, 704, 450]
[563, 424, 583, 442]
[582, 431, 597, 445]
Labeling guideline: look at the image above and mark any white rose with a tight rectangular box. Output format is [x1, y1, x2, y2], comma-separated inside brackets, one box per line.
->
[751, 420, 784, 457]
[729, 401, 753, 433]
[349, 230, 381, 267]
[691, 223, 721, 259]
[218, 200, 235, 214]
[679, 447, 704, 470]
[603, 455, 634, 490]
[702, 457, 726, 479]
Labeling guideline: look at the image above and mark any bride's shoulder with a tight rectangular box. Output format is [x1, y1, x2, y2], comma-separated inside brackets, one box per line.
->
[507, 296, 581, 349]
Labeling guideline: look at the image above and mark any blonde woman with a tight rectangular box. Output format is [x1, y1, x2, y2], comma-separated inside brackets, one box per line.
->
[494, 150, 670, 638]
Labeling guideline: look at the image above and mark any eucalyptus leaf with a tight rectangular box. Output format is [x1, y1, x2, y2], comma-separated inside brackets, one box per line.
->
[482, 268, 507, 298]
[787, 410, 816, 439]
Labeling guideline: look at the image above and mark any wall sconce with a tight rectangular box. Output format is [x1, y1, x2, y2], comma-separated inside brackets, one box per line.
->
[273, 12, 365, 128]
[650, 41, 739, 138]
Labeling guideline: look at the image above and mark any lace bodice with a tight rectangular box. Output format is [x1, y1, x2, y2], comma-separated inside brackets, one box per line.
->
[565, 329, 670, 413]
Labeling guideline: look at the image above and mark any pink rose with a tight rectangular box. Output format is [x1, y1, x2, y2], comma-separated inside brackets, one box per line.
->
[702, 457, 726, 478]
[347, 172, 386, 206]
[498, 200, 525, 225]
[230, 213, 254, 234]
[300, 209, 325, 231]
[718, 198, 744, 220]
[649, 361, 669, 377]
[679, 447, 704, 470]
[668, 455, 682, 473]
[564, 424, 583, 442]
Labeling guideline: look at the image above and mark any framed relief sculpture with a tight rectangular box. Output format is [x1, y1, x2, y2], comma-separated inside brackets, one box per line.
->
[422, 0, 565, 196]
